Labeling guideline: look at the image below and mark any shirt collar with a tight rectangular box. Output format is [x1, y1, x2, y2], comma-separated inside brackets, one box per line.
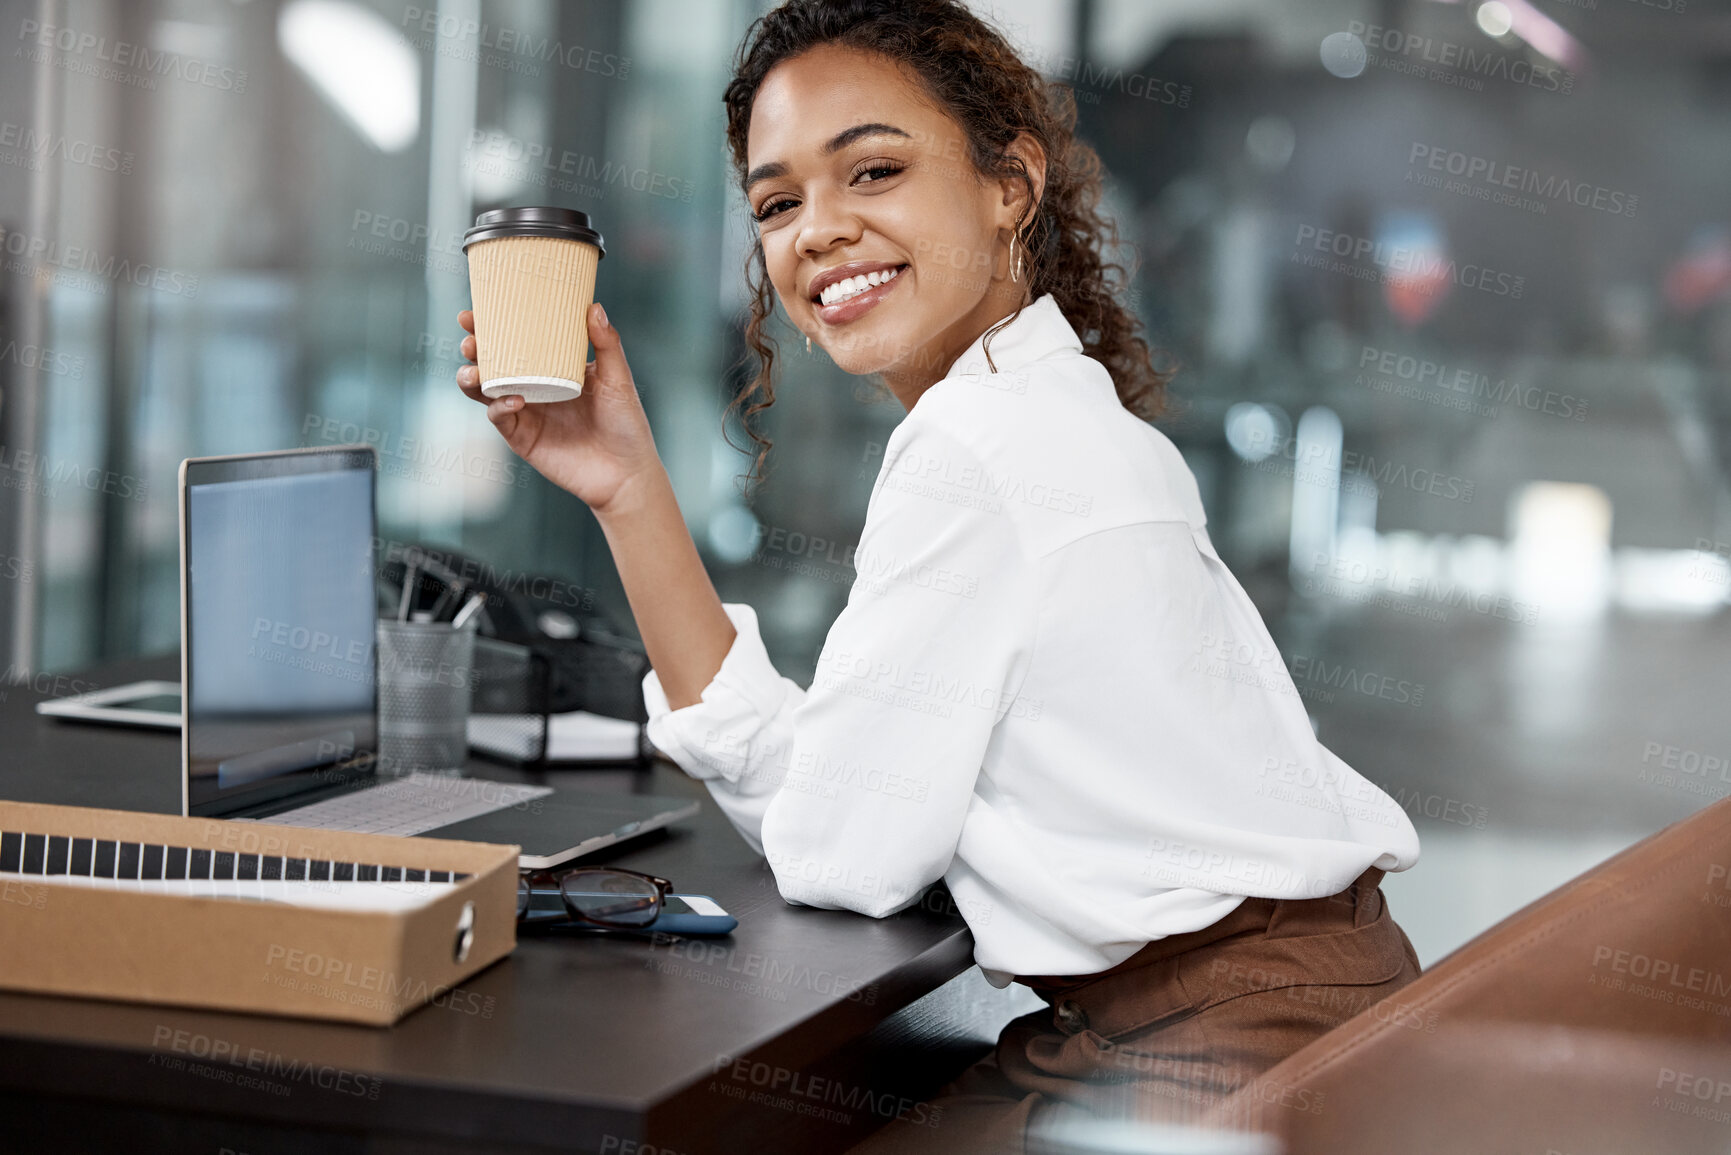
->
[942, 293, 1083, 381]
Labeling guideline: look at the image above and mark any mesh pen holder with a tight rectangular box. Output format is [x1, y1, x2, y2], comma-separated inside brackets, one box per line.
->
[376, 618, 479, 774]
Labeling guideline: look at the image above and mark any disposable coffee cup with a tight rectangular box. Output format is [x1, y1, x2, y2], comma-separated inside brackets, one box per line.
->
[462, 206, 606, 404]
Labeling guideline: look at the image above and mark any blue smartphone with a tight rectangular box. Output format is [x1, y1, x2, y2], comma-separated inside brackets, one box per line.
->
[521, 889, 736, 936]
[647, 894, 737, 936]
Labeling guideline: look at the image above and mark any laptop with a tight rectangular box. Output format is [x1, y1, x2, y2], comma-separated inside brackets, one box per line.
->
[177, 445, 696, 869]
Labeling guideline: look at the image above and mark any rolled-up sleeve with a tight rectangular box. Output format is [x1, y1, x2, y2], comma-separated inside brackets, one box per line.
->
[642, 421, 1035, 915]
[642, 602, 805, 855]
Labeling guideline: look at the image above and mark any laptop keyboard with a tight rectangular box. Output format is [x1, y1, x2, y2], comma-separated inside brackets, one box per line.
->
[258, 772, 555, 837]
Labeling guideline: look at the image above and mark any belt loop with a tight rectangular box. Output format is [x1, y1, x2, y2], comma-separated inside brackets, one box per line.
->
[1354, 867, 1386, 929]
[1053, 998, 1090, 1035]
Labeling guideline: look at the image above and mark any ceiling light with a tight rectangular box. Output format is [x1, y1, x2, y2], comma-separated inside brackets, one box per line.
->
[279, 0, 421, 153]
[1476, 2, 1514, 37]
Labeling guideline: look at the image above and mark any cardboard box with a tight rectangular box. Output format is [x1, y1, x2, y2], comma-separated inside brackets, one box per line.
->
[0, 800, 518, 1026]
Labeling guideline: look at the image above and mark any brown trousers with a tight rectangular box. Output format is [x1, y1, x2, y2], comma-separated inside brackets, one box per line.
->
[849, 868, 1421, 1155]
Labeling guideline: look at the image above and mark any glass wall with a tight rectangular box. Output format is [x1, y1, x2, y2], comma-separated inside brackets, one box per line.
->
[1, 0, 1728, 962]
[0, 0, 745, 673]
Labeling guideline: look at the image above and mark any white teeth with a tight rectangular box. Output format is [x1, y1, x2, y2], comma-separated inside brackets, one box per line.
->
[819, 266, 902, 307]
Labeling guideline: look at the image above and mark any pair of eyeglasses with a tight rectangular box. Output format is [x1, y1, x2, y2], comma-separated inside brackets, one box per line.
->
[516, 866, 672, 931]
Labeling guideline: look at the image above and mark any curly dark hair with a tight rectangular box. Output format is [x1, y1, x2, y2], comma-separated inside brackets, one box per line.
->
[721, 0, 1171, 490]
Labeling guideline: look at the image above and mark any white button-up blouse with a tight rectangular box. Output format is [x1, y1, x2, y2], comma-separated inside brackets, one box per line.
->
[642, 293, 1420, 988]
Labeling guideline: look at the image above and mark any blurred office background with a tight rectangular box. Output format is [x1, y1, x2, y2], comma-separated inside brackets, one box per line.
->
[1, 0, 1729, 964]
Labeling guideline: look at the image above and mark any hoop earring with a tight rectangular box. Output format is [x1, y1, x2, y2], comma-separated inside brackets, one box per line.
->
[1010, 233, 1025, 284]
[806, 335, 812, 354]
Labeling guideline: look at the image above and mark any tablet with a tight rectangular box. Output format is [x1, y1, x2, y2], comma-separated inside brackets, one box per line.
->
[35, 680, 182, 730]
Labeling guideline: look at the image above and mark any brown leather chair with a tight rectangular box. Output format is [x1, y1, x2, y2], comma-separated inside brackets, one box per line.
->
[1212, 795, 1731, 1154]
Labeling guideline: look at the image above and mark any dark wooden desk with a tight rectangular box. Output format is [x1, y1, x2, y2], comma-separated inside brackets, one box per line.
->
[0, 657, 1038, 1154]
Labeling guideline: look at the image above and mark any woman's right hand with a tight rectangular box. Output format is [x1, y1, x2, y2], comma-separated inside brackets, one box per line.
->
[456, 302, 663, 517]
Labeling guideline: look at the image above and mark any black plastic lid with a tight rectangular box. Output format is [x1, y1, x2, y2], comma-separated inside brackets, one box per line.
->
[462, 206, 605, 256]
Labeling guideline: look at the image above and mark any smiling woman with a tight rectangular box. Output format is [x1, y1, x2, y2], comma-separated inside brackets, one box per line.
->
[739, 56, 1038, 407]
[455, 1, 1422, 1151]
[721, 0, 1169, 484]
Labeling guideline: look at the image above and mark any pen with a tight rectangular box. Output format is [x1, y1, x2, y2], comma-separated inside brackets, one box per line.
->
[451, 591, 487, 631]
[397, 561, 418, 622]
[428, 580, 461, 622]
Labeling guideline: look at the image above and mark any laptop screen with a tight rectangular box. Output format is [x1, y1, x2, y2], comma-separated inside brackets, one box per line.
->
[183, 448, 378, 816]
